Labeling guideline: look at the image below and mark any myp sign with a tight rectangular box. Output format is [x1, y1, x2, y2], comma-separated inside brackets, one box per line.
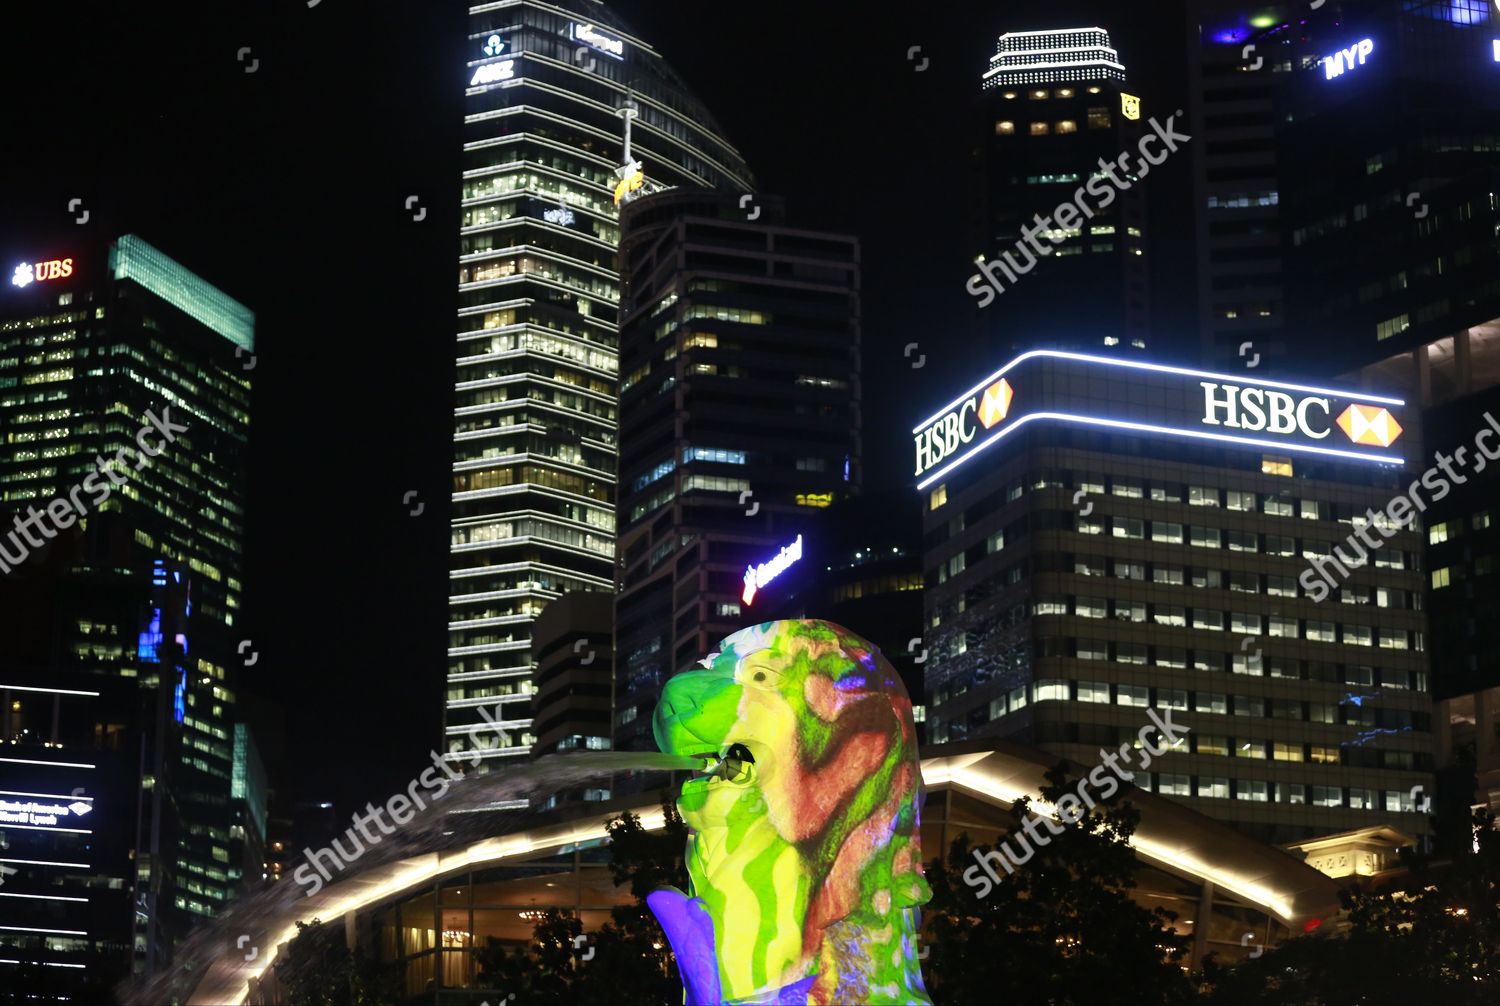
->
[1324, 38, 1374, 80]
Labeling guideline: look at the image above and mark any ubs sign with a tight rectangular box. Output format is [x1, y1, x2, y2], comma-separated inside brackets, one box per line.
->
[11, 257, 74, 289]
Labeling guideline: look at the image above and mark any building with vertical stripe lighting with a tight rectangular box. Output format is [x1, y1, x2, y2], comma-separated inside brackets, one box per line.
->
[446, 1, 754, 772]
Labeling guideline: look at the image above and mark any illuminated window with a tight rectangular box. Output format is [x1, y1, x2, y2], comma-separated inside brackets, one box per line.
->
[1030, 89, 1049, 99]
[1432, 567, 1452, 589]
[1056, 120, 1078, 134]
[1056, 87, 1076, 98]
[996, 120, 1016, 135]
[1196, 693, 1227, 715]
[1075, 597, 1106, 619]
[1035, 680, 1069, 702]
[1376, 313, 1410, 341]
[1429, 520, 1460, 544]
[1197, 735, 1229, 757]
[1029, 122, 1050, 136]
[929, 485, 947, 510]
[1087, 107, 1111, 129]
[1087, 85, 1102, 94]
[1078, 681, 1110, 704]
[1002, 91, 1018, 99]
[1158, 774, 1191, 796]
[1261, 456, 1294, 477]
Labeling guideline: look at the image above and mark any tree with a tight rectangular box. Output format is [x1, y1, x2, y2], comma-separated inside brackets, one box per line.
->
[273, 918, 402, 1006]
[1198, 804, 1500, 1005]
[474, 797, 688, 1005]
[922, 763, 1194, 1006]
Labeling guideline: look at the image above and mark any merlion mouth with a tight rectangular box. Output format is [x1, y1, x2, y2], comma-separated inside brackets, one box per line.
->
[683, 742, 757, 792]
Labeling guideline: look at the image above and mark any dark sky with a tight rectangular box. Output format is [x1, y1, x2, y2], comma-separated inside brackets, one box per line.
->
[0, 0, 1190, 814]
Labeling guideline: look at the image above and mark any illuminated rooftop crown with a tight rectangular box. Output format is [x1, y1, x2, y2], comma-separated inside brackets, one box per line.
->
[982, 27, 1126, 89]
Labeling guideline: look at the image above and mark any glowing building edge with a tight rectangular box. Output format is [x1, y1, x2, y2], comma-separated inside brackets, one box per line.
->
[914, 350, 1404, 433]
[915, 411, 1404, 491]
[184, 754, 1329, 1005]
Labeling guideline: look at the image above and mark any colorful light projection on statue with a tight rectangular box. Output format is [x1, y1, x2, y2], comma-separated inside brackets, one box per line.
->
[649, 620, 932, 1005]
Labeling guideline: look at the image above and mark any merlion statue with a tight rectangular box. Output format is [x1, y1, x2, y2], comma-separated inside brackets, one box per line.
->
[648, 620, 932, 1005]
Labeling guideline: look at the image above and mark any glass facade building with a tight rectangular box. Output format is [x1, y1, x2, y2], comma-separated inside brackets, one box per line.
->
[0, 235, 253, 979]
[446, 1, 754, 770]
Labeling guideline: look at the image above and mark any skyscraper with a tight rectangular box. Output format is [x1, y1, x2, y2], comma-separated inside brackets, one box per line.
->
[446, 2, 755, 770]
[0, 234, 253, 980]
[1184, 2, 1307, 373]
[1264, 0, 1500, 813]
[916, 350, 1433, 844]
[613, 190, 861, 753]
[972, 27, 1151, 357]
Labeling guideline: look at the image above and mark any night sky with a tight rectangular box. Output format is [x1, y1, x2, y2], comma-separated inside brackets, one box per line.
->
[0, 0, 1192, 814]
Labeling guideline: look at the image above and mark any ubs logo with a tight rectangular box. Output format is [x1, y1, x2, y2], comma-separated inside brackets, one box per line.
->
[11, 258, 73, 289]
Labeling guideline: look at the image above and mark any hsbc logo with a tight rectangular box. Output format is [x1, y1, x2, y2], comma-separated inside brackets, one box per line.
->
[915, 378, 1013, 477]
[1337, 403, 1403, 448]
[1201, 383, 1402, 448]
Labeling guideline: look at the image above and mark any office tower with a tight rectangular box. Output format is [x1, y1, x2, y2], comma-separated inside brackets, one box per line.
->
[1266, 1, 1500, 808]
[972, 27, 1151, 356]
[613, 190, 861, 752]
[915, 350, 1433, 844]
[0, 235, 253, 978]
[447, 2, 755, 770]
[230, 723, 269, 891]
[1276, 0, 1500, 379]
[1185, 3, 1318, 372]
[0, 672, 139, 1000]
[529, 591, 613, 761]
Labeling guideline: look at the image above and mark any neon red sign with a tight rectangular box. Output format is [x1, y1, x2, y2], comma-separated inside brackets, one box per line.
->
[11, 258, 74, 289]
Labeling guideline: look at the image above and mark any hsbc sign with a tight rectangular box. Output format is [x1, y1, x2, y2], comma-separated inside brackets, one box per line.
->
[1201, 383, 1403, 449]
[1201, 383, 1333, 439]
[915, 379, 1012, 477]
[911, 351, 1408, 493]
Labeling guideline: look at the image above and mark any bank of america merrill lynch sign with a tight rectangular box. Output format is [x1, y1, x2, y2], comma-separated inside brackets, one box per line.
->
[912, 351, 1406, 489]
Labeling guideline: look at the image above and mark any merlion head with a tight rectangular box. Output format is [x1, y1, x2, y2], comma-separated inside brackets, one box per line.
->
[649, 619, 931, 1005]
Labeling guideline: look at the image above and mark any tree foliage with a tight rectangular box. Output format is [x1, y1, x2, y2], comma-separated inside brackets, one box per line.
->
[274, 918, 402, 1006]
[922, 763, 1194, 1006]
[1199, 804, 1500, 1005]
